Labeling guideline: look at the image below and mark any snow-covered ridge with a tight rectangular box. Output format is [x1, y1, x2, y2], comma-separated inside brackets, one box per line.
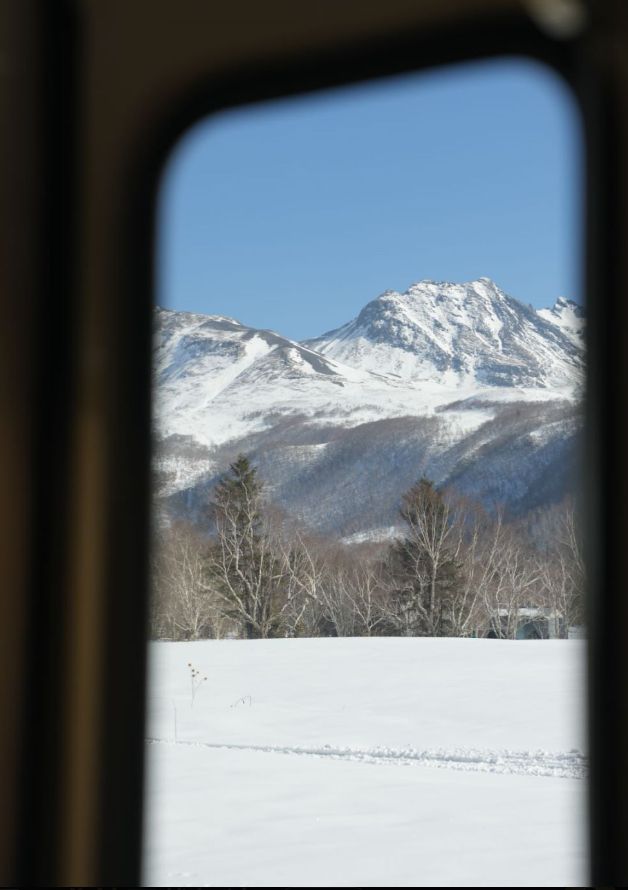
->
[153, 280, 584, 533]
[305, 278, 583, 389]
[537, 296, 586, 348]
[154, 278, 584, 449]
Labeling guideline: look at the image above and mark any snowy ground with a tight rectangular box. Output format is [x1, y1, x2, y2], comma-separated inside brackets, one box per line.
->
[143, 637, 588, 887]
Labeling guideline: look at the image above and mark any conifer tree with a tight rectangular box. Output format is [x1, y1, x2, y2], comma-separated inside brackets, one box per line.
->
[213, 454, 263, 540]
[207, 455, 285, 638]
[387, 477, 462, 636]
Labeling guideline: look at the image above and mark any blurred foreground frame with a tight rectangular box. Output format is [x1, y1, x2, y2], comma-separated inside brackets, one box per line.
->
[1, 0, 627, 885]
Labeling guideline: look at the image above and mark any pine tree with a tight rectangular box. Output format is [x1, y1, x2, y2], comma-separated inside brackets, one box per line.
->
[213, 454, 263, 538]
[207, 455, 284, 639]
[387, 477, 462, 636]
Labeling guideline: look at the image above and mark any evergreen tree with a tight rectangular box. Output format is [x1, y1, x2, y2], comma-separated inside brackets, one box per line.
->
[213, 454, 263, 538]
[207, 455, 285, 639]
[387, 477, 463, 636]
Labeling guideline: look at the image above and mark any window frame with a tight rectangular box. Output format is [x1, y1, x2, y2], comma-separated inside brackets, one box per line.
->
[3, 1, 627, 885]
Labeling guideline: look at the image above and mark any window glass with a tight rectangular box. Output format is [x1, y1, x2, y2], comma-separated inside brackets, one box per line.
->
[145, 58, 586, 887]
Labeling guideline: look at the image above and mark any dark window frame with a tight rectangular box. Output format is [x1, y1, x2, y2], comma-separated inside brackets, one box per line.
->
[5, 2, 627, 886]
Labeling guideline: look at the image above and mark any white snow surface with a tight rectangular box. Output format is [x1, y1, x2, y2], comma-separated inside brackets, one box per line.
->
[144, 637, 587, 887]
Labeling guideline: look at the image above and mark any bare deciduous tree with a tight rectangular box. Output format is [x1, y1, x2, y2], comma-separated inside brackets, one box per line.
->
[151, 521, 224, 640]
[478, 520, 542, 639]
[447, 501, 503, 637]
[535, 498, 585, 636]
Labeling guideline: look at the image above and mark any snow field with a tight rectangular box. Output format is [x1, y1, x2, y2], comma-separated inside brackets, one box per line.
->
[143, 637, 587, 887]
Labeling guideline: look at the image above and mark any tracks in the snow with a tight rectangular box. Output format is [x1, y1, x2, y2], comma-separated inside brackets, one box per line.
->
[146, 737, 587, 779]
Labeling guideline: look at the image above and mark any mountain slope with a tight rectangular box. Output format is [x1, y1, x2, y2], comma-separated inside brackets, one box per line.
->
[305, 278, 583, 389]
[153, 279, 584, 535]
[537, 297, 586, 348]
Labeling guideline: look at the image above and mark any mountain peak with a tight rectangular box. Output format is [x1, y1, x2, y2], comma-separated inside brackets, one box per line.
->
[156, 305, 244, 327]
[536, 296, 585, 348]
[354, 278, 510, 330]
[554, 296, 584, 314]
[305, 278, 584, 390]
[153, 281, 584, 536]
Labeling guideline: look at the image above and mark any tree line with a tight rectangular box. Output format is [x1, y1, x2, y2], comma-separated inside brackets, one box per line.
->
[150, 455, 585, 641]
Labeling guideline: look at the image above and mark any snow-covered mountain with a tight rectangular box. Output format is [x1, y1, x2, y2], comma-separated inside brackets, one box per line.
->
[537, 296, 586, 348]
[305, 278, 582, 389]
[153, 278, 584, 536]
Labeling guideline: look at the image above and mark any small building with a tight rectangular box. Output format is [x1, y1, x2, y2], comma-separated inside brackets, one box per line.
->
[486, 607, 566, 640]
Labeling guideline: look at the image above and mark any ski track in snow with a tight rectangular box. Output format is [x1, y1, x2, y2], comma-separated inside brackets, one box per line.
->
[146, 737, 587, 779]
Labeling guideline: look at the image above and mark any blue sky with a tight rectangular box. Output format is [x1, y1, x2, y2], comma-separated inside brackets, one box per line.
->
[157, 56, 582, 341]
